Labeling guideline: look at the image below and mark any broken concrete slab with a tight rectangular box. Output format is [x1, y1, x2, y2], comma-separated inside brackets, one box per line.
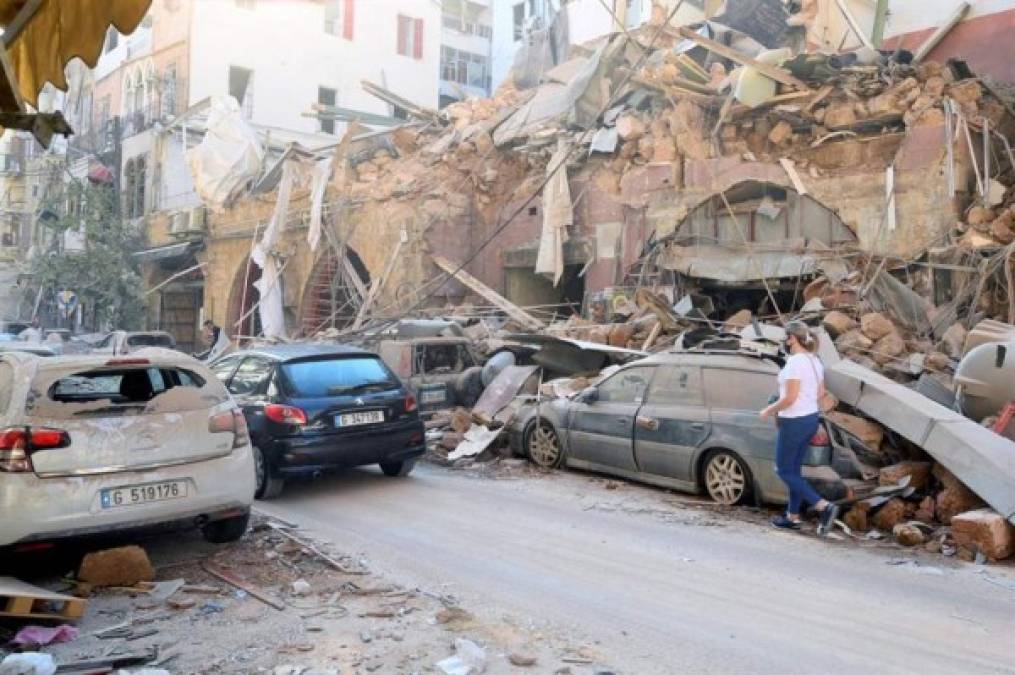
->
[826, 359, 1015, 526]
[951, 508, 1014, 560]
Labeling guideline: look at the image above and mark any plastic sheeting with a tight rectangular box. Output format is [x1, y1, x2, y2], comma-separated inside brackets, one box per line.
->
[535, 139, 572, 286]
[306, 154, 334, 252]
[186, 96, 264, 209]
[250, 160, 300, 339]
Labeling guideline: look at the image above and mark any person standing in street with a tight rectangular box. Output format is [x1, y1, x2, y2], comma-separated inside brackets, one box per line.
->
[760, 321, 840, 535]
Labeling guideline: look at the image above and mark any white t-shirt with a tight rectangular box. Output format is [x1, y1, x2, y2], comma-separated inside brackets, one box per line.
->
[778, 353, 823, 418]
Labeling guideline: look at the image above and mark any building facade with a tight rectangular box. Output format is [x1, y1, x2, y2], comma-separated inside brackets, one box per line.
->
[439, 0, 494, 107]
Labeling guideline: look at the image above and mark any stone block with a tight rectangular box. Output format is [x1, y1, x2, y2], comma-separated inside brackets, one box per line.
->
[951, 508, 1015, 560]
[879, 461, 932, 491]
[860, 312, 895, 341]
[871, 498, 908, 531]
[822, 311, 856, 338]
[835, 329, 873, 354]
[79, 546, 155, 587]
[767, 120, 794, 145]
[893, 523, 927, 547]
[825, 411, 883, 450]
[940, 322, 968, 359]
[823, 102, 858, 129]
[870, 332, 906, 365]
[616, 114, 646, 141]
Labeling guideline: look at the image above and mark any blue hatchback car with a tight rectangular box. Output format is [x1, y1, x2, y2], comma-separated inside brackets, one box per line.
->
[211, 344, 425, 498]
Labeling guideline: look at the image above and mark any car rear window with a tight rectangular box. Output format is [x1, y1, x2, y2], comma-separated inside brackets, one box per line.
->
[29, 366, 220, 418]
[282, 357, 398, 398]
[127, 335, 174, 348]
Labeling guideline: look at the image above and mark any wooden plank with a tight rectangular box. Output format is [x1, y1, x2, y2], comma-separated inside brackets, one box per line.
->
[351, 236, 404, 331]
[431, 255, 544, 330]
[833, 0, 875, 50]
[803, 84, 835, 114]
[201, 563, 284, 611]
[664, 26, 810, 91]
[0, 576, 87, 620]
[779, 158, 808, 195]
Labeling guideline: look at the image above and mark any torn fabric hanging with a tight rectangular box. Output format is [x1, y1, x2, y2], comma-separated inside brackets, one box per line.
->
[250, 159, 301, 339]
[307, 154, 334, 252]
[535, 139, 573, 287]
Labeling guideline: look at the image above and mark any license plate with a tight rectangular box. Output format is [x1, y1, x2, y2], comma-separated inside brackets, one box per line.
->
[101, 480, 188, 509]
[337, 410, 385, 427]
[420, 389, 446, 404]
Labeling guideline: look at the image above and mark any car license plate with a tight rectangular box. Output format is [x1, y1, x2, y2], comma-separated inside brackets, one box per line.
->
[337, 410, 385, 427]
[420, 389, 446, 404]
[100, 480, 188, 509]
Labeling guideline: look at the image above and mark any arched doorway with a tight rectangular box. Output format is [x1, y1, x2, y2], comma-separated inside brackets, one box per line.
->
[227, 257, 263, 339]
[299, 247, 370, 337]
[661, 181, 858, 316]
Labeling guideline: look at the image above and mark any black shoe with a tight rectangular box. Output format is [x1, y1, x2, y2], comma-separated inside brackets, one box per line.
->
[817, 504, 840, 537]
[771, 515, 802, 530]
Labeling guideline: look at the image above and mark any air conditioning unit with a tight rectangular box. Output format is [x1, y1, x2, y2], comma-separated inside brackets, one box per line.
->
[169, 206, 207, 236]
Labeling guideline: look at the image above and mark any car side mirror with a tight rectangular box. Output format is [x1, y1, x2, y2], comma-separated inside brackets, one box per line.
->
[578, 387, 598, 404]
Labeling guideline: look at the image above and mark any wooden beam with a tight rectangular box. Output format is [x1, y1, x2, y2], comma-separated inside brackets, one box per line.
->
[663, 26, 810, 91]
[351, 235, 404, 331]
[913, 1, 972, 63]
[833, 0, 875, 50]
[431, 255, 544, 330]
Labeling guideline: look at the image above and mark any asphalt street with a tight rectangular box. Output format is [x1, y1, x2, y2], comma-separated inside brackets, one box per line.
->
[257, 462, 1015, 674]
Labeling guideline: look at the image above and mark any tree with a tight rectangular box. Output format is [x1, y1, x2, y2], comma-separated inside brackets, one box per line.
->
[29, 180, 147, 330]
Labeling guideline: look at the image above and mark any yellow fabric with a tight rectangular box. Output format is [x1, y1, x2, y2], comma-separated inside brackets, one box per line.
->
[1, 0, 152, 108]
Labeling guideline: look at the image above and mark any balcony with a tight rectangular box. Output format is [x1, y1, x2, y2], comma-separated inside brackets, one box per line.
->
[441, 14, 492, 38]
[120, 77, 188, 139]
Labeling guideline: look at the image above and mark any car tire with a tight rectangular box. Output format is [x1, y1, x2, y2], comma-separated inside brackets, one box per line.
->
[202, 511, 250, 544]
[525, 420, 564, 469]
[380, 458, 417, 477]
[702, 450, 753, 506]
[253, 445, 285, 500]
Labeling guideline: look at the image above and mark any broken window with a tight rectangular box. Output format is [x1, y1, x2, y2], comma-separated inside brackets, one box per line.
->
[415, 344, 472, 375]
[126, 334, 175, 349]
[513, 3, 525, 40]
[648, 366, 704, 406]
[396, 14, 424, 59]
[318, 86, 337, 134]
[47, 367, 206, 405]
[228, 65, 254, 118]
[597, 367, 654, 404]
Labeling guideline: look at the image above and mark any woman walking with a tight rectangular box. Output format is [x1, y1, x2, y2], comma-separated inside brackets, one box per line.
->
[760, 321, 839, 535]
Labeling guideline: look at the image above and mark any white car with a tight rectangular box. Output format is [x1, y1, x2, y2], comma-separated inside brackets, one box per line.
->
[0, 348, 256, 551]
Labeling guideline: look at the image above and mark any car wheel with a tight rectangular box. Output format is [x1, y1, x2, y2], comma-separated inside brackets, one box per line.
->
[703, 450, 752, 506]
[380, 458, 417, 477]
[202, 511, 250, 544]
[526, 421, 563, 469]
[253, 445, 285, 500]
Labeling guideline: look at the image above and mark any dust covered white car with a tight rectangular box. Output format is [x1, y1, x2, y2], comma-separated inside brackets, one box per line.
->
[0, 349, 255, 551]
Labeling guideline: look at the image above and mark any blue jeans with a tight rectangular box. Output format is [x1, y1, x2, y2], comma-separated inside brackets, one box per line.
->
[775, 413, 822, 516]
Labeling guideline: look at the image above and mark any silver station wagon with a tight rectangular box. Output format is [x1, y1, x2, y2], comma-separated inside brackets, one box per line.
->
[509, 349, 845, 506]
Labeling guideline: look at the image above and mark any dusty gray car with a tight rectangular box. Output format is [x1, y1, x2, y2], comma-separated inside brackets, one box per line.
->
[508, 349, 845, 506]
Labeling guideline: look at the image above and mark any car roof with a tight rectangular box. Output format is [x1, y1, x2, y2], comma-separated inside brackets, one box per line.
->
[637, 349, 780, 372]
[229, 342, 371, 362]
[1, 347, 201, 369]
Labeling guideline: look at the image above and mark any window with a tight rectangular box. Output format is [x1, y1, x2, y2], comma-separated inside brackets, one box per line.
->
[229, 358, 272, 396]
[513, 3, 525, 41]
[124, 155, 147, 218]
[648, 366, 704, 406]
[104, 27, 119, 53]
[396, 14, 424, 59]
[126, 334, 175, 349]
[228, 66, 254, 118]
[392, 105, 408, 120]
[441, 46, 489, 90]
[162, 64, 178, 118]
[210, 355, 242, 384]
[97, 96, 110, 130]
[48, 367, 204, 404]
[596, 367, 653, 404]
[702, 368, 774, 411]
[318, 86, 337, 134]
[282, 357, 396, 399]
[235, 0, 256, 8]
[325, 0, 354, 38]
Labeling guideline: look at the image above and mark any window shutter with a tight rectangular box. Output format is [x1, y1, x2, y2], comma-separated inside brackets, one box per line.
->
[397, 15, 407, 55]
[343, 0, 354, 39]
[413, 18, 423, 60]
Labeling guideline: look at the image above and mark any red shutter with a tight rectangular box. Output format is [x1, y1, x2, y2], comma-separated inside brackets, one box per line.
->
[413, 18, 423, 60]
[396, 15, 407, 55]
[342, 0, 354, 40]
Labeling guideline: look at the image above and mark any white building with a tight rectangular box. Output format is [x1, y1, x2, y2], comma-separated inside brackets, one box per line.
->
[490, 0, 706, 93]
[439, 0, 494, 107]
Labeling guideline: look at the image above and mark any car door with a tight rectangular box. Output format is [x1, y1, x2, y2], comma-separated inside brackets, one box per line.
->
[702, 366, 778, 465]
[566, 366, 655, 472]
[227, 357, 273, 433]
[634, 364, 710, 481]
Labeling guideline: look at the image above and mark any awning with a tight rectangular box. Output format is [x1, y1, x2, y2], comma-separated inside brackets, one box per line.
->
[1, 0, 153, 111]
[133, 240, 202, 264]
[659, 242, 829, 283]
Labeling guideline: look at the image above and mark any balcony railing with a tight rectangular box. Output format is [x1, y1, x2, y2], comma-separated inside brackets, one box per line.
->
[441, 14, 492, 38]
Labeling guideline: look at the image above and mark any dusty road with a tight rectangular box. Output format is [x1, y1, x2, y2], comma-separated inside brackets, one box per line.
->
[257, 462, 1015, 675]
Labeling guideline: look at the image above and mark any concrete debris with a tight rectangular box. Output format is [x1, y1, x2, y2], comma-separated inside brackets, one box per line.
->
[436, 638, 487, 675]
[950, 508, 1015, 561]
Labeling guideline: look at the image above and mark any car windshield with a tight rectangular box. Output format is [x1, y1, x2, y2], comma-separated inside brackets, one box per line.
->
[282, 357, 398, 398]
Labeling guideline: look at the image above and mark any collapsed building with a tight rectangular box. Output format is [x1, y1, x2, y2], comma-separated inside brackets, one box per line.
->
[134, 5, 1015, 557]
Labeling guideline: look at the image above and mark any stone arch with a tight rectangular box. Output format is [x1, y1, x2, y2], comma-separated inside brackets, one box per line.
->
[226, 256, 263, 340]
[674, 180, 857, 247]
[298, 247, 370, 337]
